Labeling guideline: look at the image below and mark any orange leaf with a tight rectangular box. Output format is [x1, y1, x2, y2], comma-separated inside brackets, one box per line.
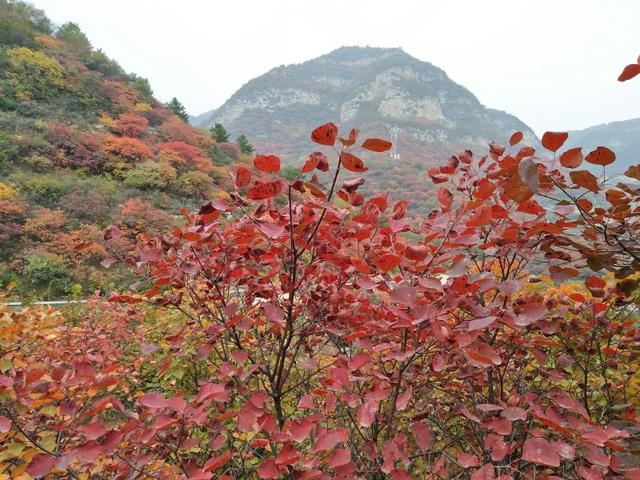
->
[247, 180, 283, 200]
[585, 146, 616, 166]
[618, 63, 640, 82]
[235, 166, 251, 188]
[341, 152, 368, 172]
[374, 253, 401, 272]
[466, 204, 492, 227]
[311, 122, 338, 146]
[254, 154, 281, 173]
[570, 170, 599, 193]
[503, 175, 533, 203]
[437, 188, 453, 210]
[362, 138, 392, 152]
[340, 128, 359, 146]
[559, 147, 583, 168]
[541, 131, 568, 152]
[509, 131, 523, 146]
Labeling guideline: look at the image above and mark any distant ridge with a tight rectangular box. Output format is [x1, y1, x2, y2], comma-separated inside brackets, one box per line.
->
[194, 46, 539, 211]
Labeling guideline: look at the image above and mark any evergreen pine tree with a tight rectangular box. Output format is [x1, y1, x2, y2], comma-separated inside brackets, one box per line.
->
[167, 97, 189, 122]
[209, 123, 229, 143]
[236, 134, 254, 154]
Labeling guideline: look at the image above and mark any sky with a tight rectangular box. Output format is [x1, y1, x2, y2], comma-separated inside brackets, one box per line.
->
[31, 0, 640, 135]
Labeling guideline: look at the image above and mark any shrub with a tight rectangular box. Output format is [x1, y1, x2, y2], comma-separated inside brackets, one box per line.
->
[176, 170, 214, 198]
[123, 161, 177, 190]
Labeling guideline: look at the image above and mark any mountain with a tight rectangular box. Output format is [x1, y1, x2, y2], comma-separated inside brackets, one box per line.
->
[565, 118, 640, 175]
[194, 46, 538, 211]
[0, 0, 248, 298]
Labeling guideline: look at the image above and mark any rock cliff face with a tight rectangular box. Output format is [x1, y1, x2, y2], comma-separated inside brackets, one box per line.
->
[195, 46, 538, 211]
[196, 47, 536, 157]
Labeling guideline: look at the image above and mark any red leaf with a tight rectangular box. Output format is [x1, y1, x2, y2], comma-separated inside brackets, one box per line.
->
[465, 342, 502, 368]
[254, 154, 281, 173]
[471, 464, 496, 480]
[357, 400, 378, 427]
[258, 222, 285, 239]
[541, 131, 568, 152]
[437, 188, 453, 210]
[374, 253, 401, 272]
[396, 386, 412, 411]
[466, 204, 492, 227]
[289, 419, 315, 442]
[195, 383, 229, 403]
[311, 122, 338, 146]
[362, 138, 392, 152]
[412, 422, 433, 452]
[618, 63, 640, 82]
[570, 170, 599, 193]
[78, 422, 107, 440]
[139, 392, 167, 409]
[341, 152, 368, 172]
[328, 447, 352, 469]
[340, 128, 359, 146]
[301, 155, 318, 173]
[503, 175, 533, 203]
[515, 302, 546, 327]
[276, 444, 299, 466]
[585, 146, 616, 166]
[27, 454, 57, 478]
[0, 416, 10, 432]
[75, 441, 101, 463]
[458, 452, 479, 468]
[521, 438, 560, 467]
[100, 258, 117, 269]
[559, 147, 583, 168]
[313, 429, 349, 452]
[585, 275, 606, 297]
[509, 131, 523, 146]
[235, 166, 251, 188]
[389, 284, 416, 307]
[468, 316, 496, 331]
[263, 302, 285, 325]
[140, 249, 162, 263]
[247, 180, 283, 200]
[258, 459, 280, 479]
[474, 179, 496, 200]
[204, 450, 232, 472]
[392, 200, 409, 220]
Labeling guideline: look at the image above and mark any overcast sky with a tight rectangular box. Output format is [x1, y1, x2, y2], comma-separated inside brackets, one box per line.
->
[31, 0, 639, 135]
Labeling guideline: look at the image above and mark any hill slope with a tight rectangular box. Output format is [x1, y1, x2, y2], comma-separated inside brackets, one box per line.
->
[195, 46, 538, 211]
[0, 0, 249, 298]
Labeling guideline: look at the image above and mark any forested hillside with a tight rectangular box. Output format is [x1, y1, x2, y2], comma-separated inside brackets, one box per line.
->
[0, 0, 250, 298]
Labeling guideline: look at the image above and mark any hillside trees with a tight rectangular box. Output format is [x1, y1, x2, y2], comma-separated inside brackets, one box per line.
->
[167, 96, 189, 122]
[237, 133, 255, 154]
[210, 122, 229, 142]
[0, 0, 253, 296]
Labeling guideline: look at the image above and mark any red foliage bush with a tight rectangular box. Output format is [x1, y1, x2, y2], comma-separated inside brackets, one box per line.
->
[100, 135, 153, 163]
[115, 113, 149, 137]
[2, 123, 639, 479]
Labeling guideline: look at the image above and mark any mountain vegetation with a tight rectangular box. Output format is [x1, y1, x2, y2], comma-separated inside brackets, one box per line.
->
[194, 47, 538, 213]
[0, 0, 253, 298]
[0, 2, 639, 479]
